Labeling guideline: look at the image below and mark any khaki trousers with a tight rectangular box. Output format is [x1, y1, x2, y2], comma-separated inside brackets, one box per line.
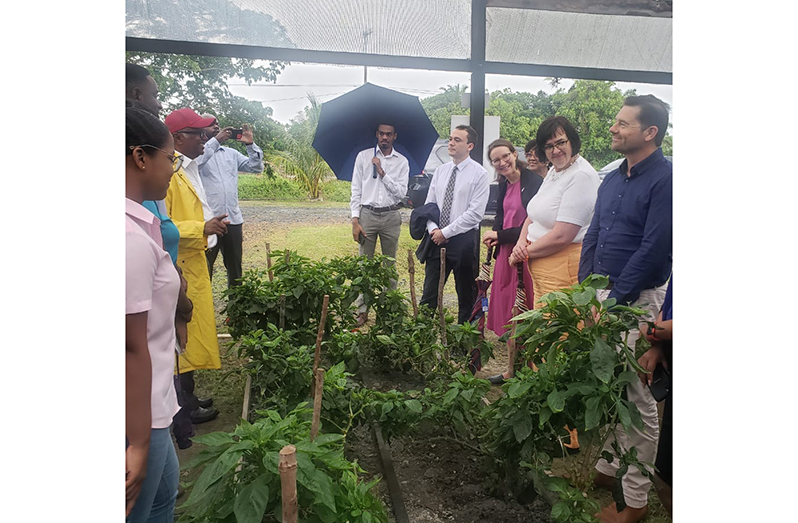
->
[594, 283, 668, 508]
[355, 208, 401, 313]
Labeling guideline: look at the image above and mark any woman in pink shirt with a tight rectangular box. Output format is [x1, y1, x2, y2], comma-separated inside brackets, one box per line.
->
[125, 105, 182, 522]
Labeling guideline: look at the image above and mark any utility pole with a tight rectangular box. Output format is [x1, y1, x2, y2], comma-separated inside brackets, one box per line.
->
[363, 29, 372, 84]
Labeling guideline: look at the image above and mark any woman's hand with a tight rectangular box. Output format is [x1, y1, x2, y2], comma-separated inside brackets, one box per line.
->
[509, 241, 529, 266]
[482, 230, 499, 247]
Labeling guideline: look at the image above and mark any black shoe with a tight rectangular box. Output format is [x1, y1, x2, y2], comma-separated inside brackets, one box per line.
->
[190, 406, 219, 424]
[176, 438, 193, 450]
[197, 397, 213, 409]
[487, 373, 506, 385]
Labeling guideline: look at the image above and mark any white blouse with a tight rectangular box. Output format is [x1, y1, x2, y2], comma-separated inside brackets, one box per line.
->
[526, 155, 600, 244]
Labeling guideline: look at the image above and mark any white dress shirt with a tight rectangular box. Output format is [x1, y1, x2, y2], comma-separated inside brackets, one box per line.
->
[350, 146, 410, 218]
[177, 153, 217, 249]
[424, 156, 489, 239]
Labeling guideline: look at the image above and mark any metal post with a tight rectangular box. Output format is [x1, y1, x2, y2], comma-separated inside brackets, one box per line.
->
[469, 0, 487, 166]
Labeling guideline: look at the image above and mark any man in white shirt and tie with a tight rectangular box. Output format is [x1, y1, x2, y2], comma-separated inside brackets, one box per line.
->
[350, 123, 410, 325]
[420, 124, 489, 324]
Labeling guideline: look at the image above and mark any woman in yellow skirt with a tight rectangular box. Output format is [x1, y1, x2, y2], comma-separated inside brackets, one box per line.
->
[508, 116, 600, 450]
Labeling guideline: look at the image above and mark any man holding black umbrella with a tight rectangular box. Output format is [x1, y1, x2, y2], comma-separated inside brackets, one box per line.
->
[350, 123, 410, 325]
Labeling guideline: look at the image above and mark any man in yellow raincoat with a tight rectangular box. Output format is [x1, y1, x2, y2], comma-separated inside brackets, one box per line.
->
[164, 108, 231, 446]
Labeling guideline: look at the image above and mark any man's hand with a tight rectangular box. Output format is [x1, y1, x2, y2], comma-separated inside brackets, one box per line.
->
[125, 444, 149, 517]
[215, 127, 234, 144]
[204, 214, 230, 237]
[431, 228, 447, 245]
[352, 219, 366, 243]
[371, 157, 385, 177]
[239, 124, 254, 145]
[637, 345, 666, 386]
[482, 230, 499, 247]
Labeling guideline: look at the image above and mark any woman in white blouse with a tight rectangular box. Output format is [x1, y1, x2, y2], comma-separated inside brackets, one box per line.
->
[509, 116, 600, 308]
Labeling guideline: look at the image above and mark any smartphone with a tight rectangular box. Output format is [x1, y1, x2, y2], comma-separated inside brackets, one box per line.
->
[357, 232, 367, 245]
[647, 363, 670, 402]
[231, 128, 244, 140]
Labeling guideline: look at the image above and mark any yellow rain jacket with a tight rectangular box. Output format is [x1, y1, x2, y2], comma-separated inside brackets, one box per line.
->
[165, 163, 221, 373]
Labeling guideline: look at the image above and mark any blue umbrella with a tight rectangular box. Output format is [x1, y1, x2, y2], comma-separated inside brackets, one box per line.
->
[312, 83, 440, 181]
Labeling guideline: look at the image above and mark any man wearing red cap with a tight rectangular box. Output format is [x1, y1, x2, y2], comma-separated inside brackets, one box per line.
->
[163, 108, 230, 446]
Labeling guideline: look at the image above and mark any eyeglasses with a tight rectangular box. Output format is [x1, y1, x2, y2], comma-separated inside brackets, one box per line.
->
[489, 152, 514, 166]
[176, 129, 208, 139]
[543, 139, 569, 153]
[130, 144, 184, 173]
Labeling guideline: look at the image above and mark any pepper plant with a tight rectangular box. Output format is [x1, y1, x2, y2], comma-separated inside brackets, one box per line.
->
[483, 274, 655, 521]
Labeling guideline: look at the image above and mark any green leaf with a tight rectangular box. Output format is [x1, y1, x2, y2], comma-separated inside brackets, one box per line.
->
[376, 335, 396, 346]
[233, 474, 270, 523]
[443, 387, 459, 405]
[508, 379, 532, 398]
[185, 445, 245, 506]
[573, 288, 594, 306]
[363, 510, 373, 523]
[625, 399, 644, 430]
[313, 433, 345, 446]
[545, 476, 570, 493]
[512, 412, 533, 443]
[585, 396, 602, 431]
[404, 399, 423, 413]
[591, 338, 616, 383]
[190, 431, 236, 447]
[615, 370, 638, 388]
[601, 297, 617, 309]
[381, 401, 394, 416]
[617, 399, 632, 430]
[547, 390, 566, 413]
[551, 500, 572, 521]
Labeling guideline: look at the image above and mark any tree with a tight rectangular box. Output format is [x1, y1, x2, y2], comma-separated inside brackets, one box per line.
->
[551, 81, 632, 168]
[267, 95, 334, 200]
[421, 85, 468, 139]
[126, 52, 289, 160]
[126, 52, 286, 111]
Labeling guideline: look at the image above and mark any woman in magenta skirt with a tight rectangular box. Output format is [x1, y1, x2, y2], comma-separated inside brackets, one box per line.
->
[482, 139, 543, 385]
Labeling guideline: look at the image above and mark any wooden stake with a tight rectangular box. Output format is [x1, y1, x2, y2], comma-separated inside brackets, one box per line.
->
[278, 445, 298, 523]
[407, 249, 418, 318]
[438, 247, 447, 348]
[279, 294, 286, 330]
[311, 295, 330, 398]
[507, 305, 519, 378]
[310, 368, 325, 441]
[284, 249, 290, 265]
[266, 242, 273, 282]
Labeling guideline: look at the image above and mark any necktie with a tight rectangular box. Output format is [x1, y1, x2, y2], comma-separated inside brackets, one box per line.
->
[439, 165, 458, 228]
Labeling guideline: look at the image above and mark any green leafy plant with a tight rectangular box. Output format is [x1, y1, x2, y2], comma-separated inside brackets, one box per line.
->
[177, 405, 387, 523]
[482, 274, 654, 520]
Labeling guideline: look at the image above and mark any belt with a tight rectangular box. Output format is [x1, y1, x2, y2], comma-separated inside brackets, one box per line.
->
[362, 204, 401, 213]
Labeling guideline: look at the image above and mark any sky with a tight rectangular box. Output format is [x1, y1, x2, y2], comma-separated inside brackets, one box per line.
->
[228, 61, 674, 128]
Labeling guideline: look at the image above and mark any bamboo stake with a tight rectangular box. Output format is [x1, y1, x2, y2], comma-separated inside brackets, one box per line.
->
[407, 249, 418, 318]
[266, 242, 273, 282]
[278, 445, 298, 523]
[284, 249, 290, 265]
[311, 295, 330, 398]
[507, 304, 519, 378]
[310, 368, 325, 441]
[438, 247, 447, 349]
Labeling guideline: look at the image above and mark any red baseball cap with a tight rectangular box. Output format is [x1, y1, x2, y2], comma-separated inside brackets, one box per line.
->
[164, 108, 216, 133]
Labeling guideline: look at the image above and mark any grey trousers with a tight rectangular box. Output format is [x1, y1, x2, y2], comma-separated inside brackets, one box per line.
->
[355, 208, 401, 313]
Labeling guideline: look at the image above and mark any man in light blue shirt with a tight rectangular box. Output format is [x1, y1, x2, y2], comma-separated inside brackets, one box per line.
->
[199, 116, 264, 287]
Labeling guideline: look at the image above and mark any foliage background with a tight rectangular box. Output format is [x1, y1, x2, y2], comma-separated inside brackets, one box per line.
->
[126, 53, 673, 198]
